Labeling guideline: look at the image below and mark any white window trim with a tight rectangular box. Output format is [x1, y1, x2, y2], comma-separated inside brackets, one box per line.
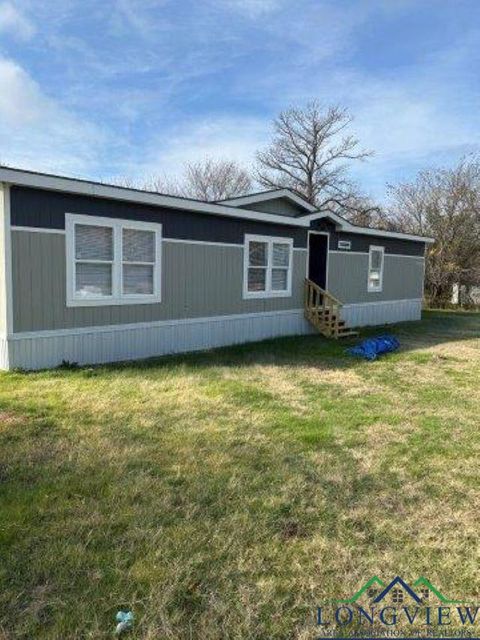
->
[368, 245, 385, 293]
[243, 234, 293, 299]
[66, 213, 162, 307]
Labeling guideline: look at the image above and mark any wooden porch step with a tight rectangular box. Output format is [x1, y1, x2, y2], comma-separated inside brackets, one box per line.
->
[336, 329, 359, 339]
[304, 278, 359, 341]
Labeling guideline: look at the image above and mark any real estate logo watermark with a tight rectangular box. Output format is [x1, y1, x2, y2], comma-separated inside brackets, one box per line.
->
[315, 576, 479, 639]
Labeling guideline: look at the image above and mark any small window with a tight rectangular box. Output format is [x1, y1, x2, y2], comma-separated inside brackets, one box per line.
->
[66, 214, 162, 306]
[338, 240, 351, 250]
[244, 235, 293, 298]
[368, 245, 384, 292]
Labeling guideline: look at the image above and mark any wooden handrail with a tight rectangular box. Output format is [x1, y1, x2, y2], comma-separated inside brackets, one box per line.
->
[304, 279, 357, 339]
[304, 278, 343, 308]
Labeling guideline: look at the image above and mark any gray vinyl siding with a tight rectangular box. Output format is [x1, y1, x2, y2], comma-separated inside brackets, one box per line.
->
[327, 252, 424, 304]
[240, 197, 307, 217]
[11, 230, 307, 333]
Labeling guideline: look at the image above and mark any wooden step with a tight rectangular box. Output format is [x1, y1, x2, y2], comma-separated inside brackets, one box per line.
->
[304, 279, 358, 341]
[336, 330, 359, 339]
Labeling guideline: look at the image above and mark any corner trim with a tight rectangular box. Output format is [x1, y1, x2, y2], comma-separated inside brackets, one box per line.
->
[0, 184, 13, 339]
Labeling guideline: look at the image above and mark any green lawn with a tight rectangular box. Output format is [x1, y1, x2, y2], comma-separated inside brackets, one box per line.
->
[0, 310, 479, 639]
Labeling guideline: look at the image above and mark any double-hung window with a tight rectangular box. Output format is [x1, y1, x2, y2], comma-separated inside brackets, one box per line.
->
[368, 245, 384, 292]
[243, 234, 293, 298]
[66, 214, 162, 306]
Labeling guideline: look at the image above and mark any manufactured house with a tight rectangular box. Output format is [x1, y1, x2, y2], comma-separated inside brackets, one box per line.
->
[0, 167, 433, 370]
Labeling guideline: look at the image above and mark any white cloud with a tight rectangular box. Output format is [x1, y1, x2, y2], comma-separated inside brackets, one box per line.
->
[0, 2, 35, 40]
[0, 57, 105, 176]
[115, 115, 270, 182]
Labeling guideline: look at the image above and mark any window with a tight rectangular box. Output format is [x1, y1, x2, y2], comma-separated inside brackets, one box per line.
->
[243, 235, 293, 298]
[66, 214, 162, 306]
[368, 245, 384, 292]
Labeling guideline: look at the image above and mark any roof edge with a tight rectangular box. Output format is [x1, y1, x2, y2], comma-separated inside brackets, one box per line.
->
[0, 166, 311, 228]
[0, 166, 435, 243]
[218, 188, 317, 213]
[304, 211, 435, 244]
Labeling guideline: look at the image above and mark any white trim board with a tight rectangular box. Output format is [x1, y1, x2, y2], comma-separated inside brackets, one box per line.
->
[11, 226, 66, 235]
[218, 188, 317, 212]
[344, 298, 422, 308]
[11, 226, 308, 251]
[329, 250, 425, 259]
[10, 308, 306, 340]
[0, 184, 13, 339]
[9, 299, 422, 341]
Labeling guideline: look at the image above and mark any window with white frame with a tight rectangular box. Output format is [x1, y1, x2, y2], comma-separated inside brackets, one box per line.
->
[66, 214, 162, 306]
[243, 235, 293, 298]
[368, 245, 384, 292]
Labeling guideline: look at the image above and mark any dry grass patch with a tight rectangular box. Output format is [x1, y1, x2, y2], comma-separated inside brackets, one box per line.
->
[0, 311, 479, 638]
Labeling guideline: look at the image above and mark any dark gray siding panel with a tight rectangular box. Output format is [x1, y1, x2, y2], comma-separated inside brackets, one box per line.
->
[240, 197, 307, 217]
[11, 186, 308, 247]
[12, 231, 307, 333]
[311, 219, 426, 256]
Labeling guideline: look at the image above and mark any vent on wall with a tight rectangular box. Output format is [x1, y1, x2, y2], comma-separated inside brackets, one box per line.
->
[338, 240, 351, 250]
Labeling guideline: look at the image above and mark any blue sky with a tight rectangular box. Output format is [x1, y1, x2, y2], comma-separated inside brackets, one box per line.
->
[1, 0, 479, 201]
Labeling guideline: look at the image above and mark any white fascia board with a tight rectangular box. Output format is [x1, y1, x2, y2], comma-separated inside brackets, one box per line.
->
[0, 167, 311, 228]
[304, 211, 434, 244]
[219, 188, 317, 212]
[346, 225, 435, 244]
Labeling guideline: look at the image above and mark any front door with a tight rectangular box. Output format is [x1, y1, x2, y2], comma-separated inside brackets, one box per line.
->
[308, 233, 328, 289]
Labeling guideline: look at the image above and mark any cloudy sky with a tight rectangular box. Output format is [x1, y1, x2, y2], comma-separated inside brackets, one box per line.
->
[0, 0, 479, 200]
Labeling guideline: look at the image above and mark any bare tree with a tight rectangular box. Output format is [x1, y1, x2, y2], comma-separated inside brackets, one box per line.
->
[108, 173, 183, 195]
[110, 158, 251, 201]
[255, 102, 373, 213]
[387, 157, 480, 306]
[339, 193, 391, 229]
[182, 157, 252, 201]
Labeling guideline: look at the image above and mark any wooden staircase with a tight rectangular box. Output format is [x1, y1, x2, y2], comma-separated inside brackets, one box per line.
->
[304, 278, 359, 339]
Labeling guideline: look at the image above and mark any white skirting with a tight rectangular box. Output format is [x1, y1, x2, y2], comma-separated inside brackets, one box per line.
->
[341, 298, 422, 327]
[4, 309, 313, 371]
[2, 299, 423, 371]
[0, 336, 9, 370]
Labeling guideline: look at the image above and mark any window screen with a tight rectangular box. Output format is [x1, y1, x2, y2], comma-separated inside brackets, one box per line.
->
[74, 224, 113, 297]
[122, 228, 156, 295]
[368, 246, 384, 292]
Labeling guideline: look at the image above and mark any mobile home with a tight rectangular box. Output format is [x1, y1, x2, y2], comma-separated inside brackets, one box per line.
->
[0, 167, 433, 370]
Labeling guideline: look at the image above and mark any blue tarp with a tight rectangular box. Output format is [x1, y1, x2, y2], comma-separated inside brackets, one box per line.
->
[346, 334, 400, 361]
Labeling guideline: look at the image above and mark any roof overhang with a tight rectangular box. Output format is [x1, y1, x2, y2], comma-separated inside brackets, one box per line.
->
[218, 188, 317, 213]
[0, 166, 435, 243]
[0, 166, 308, 228]
[304, 211, 435, 244]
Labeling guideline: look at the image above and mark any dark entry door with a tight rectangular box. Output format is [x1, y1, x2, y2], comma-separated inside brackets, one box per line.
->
[308, 233, 328, 289]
